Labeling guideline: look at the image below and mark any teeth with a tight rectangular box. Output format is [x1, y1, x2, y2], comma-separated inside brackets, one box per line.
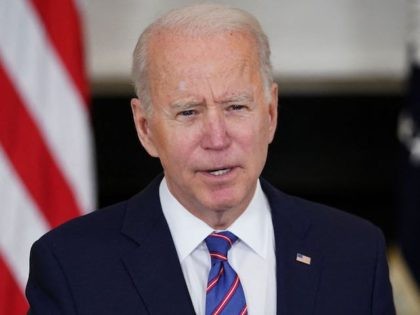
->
[209, 168, 230, 176]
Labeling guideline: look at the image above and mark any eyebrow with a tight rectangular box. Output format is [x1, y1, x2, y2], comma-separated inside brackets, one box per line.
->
[169, 91, 254, 109]
[169, 97, 204, 110]
[215, 92, 254, 104]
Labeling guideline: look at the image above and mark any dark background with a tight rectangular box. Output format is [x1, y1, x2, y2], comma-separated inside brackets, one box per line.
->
[91, 92, 403, 242]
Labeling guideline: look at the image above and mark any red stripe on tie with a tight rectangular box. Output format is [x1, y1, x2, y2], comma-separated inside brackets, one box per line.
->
[29, 0, 89, 106]
[210, 252, 227, 261]
[0, 255, 28, 314]
[0, 63, 83, 228]
[211, 233, 233, 246]
[240, 305, 248, 315]
[207, 267, 224, 292]
[212, 275, 240, 315]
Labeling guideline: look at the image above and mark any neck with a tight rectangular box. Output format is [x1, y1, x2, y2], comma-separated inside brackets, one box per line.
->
[185, 199, 252, 230]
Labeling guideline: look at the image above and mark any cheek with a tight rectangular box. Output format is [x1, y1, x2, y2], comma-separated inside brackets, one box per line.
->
[237, 117, 270, 148]
[155, 126, 199, 163]
[257, 111, 274, 142]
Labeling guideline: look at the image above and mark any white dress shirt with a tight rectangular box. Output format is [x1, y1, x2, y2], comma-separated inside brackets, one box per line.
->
[160, 177, 276, 315]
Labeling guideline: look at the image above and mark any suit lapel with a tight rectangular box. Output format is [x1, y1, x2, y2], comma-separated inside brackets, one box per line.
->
[120, 176, 195, 314]
[262, 179, 323, 315]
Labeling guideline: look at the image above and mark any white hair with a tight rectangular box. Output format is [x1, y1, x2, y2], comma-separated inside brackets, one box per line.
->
[132, 3, 274, 114]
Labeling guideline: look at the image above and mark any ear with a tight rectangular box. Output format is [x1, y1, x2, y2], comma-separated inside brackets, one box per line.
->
[267, 83, 278, 143]
[130, 98, 159, 157]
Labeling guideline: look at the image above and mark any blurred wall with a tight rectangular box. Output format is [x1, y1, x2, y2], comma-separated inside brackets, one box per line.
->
[84, 0, 407, 94]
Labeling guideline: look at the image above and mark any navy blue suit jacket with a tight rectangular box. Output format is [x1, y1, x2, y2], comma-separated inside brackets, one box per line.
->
[26, 177, 395, 314]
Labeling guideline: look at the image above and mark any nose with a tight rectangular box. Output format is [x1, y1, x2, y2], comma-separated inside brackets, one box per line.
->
[201, 109, 231, 150]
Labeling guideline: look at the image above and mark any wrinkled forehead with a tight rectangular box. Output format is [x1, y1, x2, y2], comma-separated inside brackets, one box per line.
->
[148, 26, 258, 53]
[147, 30, 262, 96]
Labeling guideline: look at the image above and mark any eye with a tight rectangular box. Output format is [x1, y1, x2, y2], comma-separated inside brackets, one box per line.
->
[179, 109, 196, 117]
[228, 104, 246, 111]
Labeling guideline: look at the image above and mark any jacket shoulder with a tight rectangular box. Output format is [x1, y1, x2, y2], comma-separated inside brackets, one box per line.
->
[41, 200, 128, 242]
[261, 178, 385, 249]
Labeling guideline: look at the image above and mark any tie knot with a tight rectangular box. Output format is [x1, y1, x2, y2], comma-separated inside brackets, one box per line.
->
[205, 231, 238, 261]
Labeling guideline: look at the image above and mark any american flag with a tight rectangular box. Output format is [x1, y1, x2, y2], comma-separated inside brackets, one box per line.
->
[296, 253, 311, 265]
[0, 0, 95, 313]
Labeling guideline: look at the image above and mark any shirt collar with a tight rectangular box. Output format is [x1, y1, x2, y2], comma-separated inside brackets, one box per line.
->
[228, 182, 272, 259]
[160, 178, 213, 262]
[159, 177, 272, 261]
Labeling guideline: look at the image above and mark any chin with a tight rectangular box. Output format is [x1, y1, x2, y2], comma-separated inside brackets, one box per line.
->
[201, 194, 243, 213]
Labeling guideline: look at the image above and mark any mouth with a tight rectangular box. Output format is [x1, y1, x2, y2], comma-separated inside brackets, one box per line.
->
[208, 168, 232, 176]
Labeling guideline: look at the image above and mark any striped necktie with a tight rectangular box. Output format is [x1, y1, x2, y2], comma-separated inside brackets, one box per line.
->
[205, 231, 247, 315]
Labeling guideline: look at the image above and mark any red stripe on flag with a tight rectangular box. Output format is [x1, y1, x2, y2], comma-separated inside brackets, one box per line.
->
[0, 63, 82, 228]
[29, 0, 89, 106]
[0, 255, 28, 315]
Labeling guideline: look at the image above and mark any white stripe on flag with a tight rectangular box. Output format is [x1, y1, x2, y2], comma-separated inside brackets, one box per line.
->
[0, 148, 49, 291]
[0, 0, 95, 213]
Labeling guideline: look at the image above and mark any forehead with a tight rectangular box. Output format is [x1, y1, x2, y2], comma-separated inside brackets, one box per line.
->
[147, 30, 262, 99]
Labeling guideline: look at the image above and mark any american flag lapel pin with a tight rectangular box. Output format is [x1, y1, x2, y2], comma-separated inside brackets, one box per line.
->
[296, 253, 311, 265]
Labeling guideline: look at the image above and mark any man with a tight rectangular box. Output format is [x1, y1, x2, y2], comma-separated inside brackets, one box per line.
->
[26, 4, 395, 314]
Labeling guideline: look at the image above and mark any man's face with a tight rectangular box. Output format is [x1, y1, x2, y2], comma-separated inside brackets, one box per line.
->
[132, 30, 278, 227]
